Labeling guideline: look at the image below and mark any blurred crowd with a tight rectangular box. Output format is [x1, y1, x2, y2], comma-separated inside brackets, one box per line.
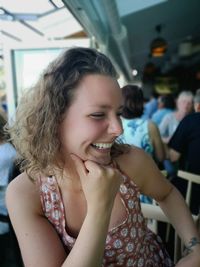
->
[119, 86, 200, 214]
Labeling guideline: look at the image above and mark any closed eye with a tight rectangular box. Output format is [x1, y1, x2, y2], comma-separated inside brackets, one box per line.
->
[90, 113, 105, 119]
[90, 110, 122, 119]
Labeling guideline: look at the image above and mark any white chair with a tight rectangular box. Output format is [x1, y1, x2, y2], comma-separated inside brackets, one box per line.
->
[177, 170, 200, 207]
[140, 169, 167, 233]
[167, 170, 200, 262]
[141, 203, 178, 262]
[141, 202, 169, 233]
[141, 202, 199, 263]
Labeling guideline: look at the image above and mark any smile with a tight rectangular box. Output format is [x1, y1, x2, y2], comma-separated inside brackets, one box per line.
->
[91, 142, 113, 149]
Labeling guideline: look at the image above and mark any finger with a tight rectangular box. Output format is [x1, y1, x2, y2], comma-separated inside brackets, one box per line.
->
[84, 160, 104, 173]
[70, 154, 88, 176]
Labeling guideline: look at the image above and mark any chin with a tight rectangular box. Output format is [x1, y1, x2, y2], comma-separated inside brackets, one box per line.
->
[90, 155, 112, 166]
[78, 150, 112, 165]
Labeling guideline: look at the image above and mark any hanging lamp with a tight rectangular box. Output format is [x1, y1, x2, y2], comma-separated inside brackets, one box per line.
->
[150, 24, 167, 57]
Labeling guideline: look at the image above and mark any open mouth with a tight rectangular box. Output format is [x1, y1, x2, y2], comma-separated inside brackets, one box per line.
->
[91, 142, 113, 150]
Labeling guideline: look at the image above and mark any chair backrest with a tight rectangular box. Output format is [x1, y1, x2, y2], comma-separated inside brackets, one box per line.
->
[141, 203, 169, 224]
[173, 170, 200, 262]
[141, 203, 178, 263]
[177, 170, 200, 207]
[141, 202, 199, 263]
[140, 169, 168, 234]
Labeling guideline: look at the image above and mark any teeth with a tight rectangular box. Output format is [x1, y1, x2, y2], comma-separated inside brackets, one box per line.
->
[92, 143, 113, 149]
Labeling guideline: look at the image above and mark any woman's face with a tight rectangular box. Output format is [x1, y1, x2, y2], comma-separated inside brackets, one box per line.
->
[59, 74, 123, 165]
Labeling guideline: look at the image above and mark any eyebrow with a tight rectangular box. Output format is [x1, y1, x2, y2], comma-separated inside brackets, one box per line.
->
[88, 104, 124, 110]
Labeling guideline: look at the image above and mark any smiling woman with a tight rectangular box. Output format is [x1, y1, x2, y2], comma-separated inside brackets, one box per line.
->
[8, 47, 123, 177]
[5, 47, 200, 267]
[58, 74, 123, 166]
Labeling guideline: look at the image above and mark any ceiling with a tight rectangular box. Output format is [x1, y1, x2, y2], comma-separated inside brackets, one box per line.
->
[1, 0, 200, 84]
[0, 0, 83, 43]
[62, 0, 200, 82]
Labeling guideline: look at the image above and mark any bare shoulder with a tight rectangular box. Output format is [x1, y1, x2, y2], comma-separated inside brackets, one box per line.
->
[6, 174, 67, 266]
[6, 172, 42, 215]
[116, 146, 151, 187]
[117, 145, 151, 168]
[115, 146, 172, 200]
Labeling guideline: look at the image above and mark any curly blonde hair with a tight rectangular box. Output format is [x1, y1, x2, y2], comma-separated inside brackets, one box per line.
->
[8, 47, 126, 179]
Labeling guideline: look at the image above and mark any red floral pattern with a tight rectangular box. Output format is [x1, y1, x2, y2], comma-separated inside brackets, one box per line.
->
[38, 169, 174, 267]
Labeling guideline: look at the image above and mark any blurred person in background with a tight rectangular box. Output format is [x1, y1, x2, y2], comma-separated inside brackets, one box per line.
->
[142, 91, 159, 119]
[0, 93, 8, 115]
[120, 84, 165, 164]
[0, 100, 7, 120]
[0, 113, 17, 265]
[195, 88, 200, 96]
[159, 91, 194, 178]
[152, 94, 175, 126]
[119, 84, 165, 203]
[168, 93, 200, 214]
[159, 91, 194, 144]
[193, 92, 200, 112]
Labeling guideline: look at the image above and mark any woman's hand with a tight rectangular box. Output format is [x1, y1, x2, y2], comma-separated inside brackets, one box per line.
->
[72, 155, 122, 214]
[71, 154, 122, 212]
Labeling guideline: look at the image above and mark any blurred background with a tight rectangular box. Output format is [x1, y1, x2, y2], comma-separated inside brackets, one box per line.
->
[1, 0, 200, 120]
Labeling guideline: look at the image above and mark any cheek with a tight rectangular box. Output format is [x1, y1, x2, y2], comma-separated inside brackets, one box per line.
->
[80, 121, 107, 140]
[60, 120, 106, 149]
[184, 103, 192, 110]
[188, 103, 193, 110]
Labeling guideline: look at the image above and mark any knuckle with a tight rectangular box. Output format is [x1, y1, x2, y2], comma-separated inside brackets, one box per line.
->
[96, 166, 104, 177]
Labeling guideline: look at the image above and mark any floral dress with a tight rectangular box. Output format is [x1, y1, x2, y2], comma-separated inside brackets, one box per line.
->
[38, 164, 174, 267]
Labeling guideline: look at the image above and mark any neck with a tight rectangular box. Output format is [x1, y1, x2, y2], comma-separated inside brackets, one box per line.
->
[56, 162, 83, 193]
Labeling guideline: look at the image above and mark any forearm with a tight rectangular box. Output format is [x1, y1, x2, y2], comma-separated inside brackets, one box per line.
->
[62, 207, 112, 267]
[158, 186, 200, 246]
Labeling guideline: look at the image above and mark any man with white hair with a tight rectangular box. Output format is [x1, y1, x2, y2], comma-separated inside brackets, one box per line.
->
[159, 91, 194, 178]
[159, 91, 194, 143]
[168, 93, 200, 214]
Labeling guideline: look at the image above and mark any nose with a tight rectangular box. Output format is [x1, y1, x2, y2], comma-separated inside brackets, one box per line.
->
[108, 116, 123, 136]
